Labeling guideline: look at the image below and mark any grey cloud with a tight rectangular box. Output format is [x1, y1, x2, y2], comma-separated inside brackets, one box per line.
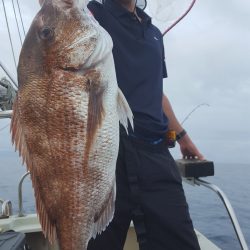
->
[159, 0, 250, 163]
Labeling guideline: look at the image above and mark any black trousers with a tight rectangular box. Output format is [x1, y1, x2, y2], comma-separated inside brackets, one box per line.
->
[87, 133, 200, 250]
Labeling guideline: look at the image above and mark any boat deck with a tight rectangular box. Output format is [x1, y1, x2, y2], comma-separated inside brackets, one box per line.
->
[0, 213, 220, 250]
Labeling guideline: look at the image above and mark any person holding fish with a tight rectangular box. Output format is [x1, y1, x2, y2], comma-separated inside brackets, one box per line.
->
[84, 0, 204, 250]
[33, 0, 203, 249]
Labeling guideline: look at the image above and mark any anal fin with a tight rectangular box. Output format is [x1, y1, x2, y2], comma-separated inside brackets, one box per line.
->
[92, 182, 116, 238]
[35, 185, 57, 244]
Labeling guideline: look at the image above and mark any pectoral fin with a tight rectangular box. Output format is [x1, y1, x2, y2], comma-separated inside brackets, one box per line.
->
[117, 88, 133, 133]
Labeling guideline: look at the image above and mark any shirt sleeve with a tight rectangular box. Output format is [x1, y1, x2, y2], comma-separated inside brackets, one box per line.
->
[87, 0, 104, 23]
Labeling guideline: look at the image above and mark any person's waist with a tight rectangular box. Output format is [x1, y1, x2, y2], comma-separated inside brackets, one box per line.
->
[128, 133, 165, 145]
[120, 126, 167, 145]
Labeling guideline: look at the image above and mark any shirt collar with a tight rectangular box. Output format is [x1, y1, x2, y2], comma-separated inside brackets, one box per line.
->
[105, 0, 151, 25]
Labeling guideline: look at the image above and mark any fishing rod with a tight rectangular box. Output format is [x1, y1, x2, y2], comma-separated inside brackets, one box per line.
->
[181, 103, 210, 125]
[162, 0, 197, 36]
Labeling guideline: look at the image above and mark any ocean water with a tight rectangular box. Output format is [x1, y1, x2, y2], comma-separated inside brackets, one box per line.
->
[184, 163, 250, 250]
[0, 151, 249, 250]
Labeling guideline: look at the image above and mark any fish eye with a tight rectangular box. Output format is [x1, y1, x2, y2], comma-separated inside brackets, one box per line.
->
[39, 27, 54, 40]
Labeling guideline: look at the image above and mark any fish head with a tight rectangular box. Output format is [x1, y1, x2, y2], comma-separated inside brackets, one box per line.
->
[18, 0, 98, 87]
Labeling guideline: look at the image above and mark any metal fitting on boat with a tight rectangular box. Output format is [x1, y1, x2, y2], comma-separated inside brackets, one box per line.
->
[0, 199, 13, 218]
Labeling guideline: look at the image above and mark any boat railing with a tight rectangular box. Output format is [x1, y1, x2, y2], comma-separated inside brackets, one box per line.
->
[0, 110, 12, 119]
[175, 159, 249, 250]
[17, 171, 30, 217]
[194, 178, 248, 250]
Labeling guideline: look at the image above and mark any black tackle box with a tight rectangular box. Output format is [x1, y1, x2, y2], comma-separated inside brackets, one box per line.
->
[0, 231, 26, 250]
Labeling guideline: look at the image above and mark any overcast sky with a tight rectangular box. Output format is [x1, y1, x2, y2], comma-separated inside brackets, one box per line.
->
[0, 0, 250, 164]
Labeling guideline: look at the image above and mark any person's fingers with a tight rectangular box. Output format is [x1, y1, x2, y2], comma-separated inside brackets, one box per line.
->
[181, 147, 205, 160]
[182, 153, 195, 159]
[198, 155, 206, 160]
[183, 154, 205, 160]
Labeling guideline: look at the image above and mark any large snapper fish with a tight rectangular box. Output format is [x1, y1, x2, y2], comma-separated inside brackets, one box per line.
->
[11, 0, 133, 249]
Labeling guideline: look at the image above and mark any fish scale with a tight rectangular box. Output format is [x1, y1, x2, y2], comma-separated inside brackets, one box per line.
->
[11, 0, 133, 249]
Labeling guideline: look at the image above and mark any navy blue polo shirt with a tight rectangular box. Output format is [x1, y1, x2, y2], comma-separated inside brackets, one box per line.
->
[88, 0, 169, 140]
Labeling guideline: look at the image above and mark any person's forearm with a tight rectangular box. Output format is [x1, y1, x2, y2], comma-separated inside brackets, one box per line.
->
[162, 94, 183, 134]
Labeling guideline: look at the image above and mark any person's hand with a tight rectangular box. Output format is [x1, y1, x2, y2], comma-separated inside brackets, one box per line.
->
[178, 133, 205, 160]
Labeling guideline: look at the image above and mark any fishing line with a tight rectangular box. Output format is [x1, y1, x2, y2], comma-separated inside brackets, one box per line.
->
[1, 0, 17, 69]
[16, 0, 26, 36]
[11, 0, 23, 46]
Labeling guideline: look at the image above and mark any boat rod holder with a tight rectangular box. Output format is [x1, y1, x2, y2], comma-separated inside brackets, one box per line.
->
[194, 178, 249, 250]
[176, 159, 248, 250]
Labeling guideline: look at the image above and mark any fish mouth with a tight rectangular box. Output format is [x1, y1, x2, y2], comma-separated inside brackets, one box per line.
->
[58, 58, 100, 74]
[59, 66, 82, 72]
